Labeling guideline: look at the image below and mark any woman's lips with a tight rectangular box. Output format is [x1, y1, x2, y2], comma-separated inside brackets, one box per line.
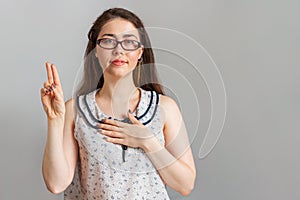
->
[111, 59, 127, 66]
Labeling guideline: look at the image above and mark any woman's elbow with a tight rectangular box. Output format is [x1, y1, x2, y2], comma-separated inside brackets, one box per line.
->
[179, 184, 194, 196]
[179, 175, 195, 196]
[42, 170, 73, 194]
[46, 183, 65, 194]
[44, 176, 72, 194]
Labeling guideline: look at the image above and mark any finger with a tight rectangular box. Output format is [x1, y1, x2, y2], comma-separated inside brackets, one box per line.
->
[43, 82, 51, 88]
[101, 118, 124, 128]
[46, 62, 54, 84]
[41, 88, 48, 97]
[42, 81, 51, 92]
[128, 112, 142, 125]
[104, 136, 125, 145]
[101, 130, 123, 138]
[43, 82, 52, 91]
[51, 64, 62, 86]
[98, 123, 121, 132]
[41, 86, 54, 97]
[43, 82, 54, 94]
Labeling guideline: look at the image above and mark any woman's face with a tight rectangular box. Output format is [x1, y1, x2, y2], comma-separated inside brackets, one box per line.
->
[95, 18, 143, 79]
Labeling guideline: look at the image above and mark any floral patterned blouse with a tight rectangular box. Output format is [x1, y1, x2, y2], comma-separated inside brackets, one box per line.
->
[64, 87, 170, 200]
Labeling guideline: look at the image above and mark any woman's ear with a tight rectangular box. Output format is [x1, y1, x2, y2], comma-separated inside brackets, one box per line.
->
[138, 45, 144, 60]
[94, 48, 98, 58]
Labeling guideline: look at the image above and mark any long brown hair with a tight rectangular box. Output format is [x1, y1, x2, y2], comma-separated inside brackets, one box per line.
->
[75, 8, 164, 96]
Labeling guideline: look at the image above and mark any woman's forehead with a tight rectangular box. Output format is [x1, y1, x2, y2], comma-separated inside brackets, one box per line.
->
[98, 18, 140, 39]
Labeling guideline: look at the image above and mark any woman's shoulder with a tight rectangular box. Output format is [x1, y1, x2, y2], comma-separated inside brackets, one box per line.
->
[158, 94, 182, 124]
[143, 89, 177, 108]
[65, 98, 77, 120]
[65, 98, 75, 107]
[159, 94, 180, 111]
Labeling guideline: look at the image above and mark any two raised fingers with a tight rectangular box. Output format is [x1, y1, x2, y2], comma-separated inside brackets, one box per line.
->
[41, 62, 62, 96]
[46, 62, 61, 87]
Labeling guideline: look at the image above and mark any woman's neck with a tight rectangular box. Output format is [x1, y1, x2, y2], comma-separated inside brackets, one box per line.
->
[96, 73, 140, 118]
[99, 73, 138, 100]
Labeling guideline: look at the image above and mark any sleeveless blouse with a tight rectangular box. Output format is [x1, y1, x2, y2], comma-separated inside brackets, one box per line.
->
[64, 88, 170, 200]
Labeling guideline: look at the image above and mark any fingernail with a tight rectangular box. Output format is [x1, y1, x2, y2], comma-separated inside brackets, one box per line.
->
[101, 118, 106, 123]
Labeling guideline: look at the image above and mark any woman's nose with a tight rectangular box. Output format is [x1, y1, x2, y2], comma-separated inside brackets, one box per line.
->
[112, 43, 124, 55]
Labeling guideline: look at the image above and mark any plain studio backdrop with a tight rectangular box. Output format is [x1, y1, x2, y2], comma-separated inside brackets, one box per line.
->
[0, 0, 299, 199]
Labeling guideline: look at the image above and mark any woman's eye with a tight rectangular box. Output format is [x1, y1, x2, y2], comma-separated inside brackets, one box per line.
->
[101, 38, 115, 45]
[124, 40, 134, 44]
[104, 39, 113, 44]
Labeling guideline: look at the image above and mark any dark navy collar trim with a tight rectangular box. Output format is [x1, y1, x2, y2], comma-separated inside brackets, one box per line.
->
[76, 90, 160, 129]
[84, 94, 102, 123]
[76, 96, 100, 130]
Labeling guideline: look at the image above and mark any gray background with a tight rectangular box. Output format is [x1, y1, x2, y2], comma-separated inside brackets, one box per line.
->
[0, 0, 299, 199]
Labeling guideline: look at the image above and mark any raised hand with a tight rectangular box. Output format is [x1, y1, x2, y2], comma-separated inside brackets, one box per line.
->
[40, 62, 65, 120]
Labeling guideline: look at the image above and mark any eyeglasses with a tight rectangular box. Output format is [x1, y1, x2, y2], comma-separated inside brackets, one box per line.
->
[97, 38, 142, 51]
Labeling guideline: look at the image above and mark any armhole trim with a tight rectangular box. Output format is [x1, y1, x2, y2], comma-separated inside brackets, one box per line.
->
[142, 91, 159, 125]
[137, 90, 153, 120]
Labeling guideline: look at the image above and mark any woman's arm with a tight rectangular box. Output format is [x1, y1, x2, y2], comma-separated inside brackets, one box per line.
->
[41, 62, 78, 194]
[142, 95, 196, 196]
[42, 99, 78, 194]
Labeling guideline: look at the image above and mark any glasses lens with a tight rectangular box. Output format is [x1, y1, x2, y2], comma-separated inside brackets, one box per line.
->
[122, 40, 140, 50]
[99, 38, 116, 49]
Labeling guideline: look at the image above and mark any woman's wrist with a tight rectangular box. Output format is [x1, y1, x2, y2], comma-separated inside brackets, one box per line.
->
[141, 136, 164, 153]
[48, 116, 65, 126]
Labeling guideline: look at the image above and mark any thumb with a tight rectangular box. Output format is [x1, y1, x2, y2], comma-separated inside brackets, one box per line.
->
[127, 110, 142, 125]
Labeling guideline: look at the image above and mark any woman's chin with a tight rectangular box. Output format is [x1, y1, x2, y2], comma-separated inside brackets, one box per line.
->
[105, 70, 132, 80]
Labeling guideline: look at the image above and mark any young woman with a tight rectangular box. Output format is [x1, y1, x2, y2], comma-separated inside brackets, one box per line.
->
[41, 8, 196, 199]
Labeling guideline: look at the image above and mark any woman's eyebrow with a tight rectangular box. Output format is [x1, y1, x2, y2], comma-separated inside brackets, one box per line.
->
[100, 33, 116, 38]
[100, 33, 138, 39]
[122, 34, 138, 39]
